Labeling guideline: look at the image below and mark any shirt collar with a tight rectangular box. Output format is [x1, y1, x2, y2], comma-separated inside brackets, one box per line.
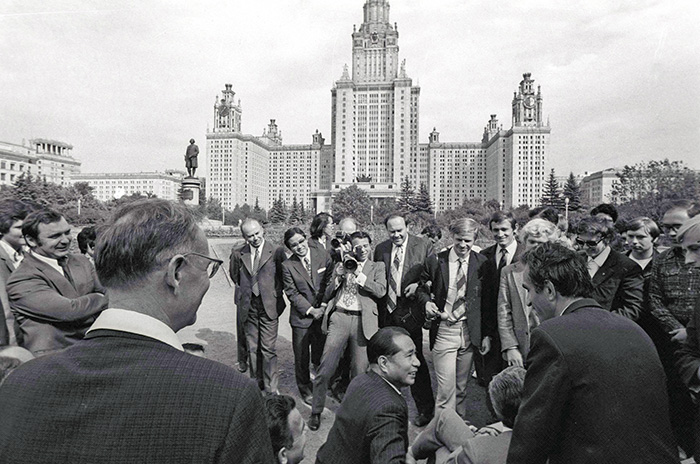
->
[252, 238, 266, 253]
[30, 250, 64, 275]
[449, 247, 469, 263]
[377, 372, 402, 396]
[87, 308, 184, 351]
[589, 246, 611, 268]
[502, 240, 518, 256]
[0, 240, 22, 265]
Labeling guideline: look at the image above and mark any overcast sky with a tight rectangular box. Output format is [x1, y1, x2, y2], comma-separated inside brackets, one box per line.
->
[1, 0, 698, 178]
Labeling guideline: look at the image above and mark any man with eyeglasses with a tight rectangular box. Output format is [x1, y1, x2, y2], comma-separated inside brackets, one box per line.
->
[574, 216, 643, 321]
[649, 199, 700, 456]
[0, 199, 274, 463]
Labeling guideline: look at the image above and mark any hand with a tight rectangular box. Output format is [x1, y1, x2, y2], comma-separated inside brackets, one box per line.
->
[404, 283, 419, 298]
[309, 307, 325, 320]
[505, 347, 524, 367]
[425, 301, 440, 320]
[476, 425, 502, 437]
[670, 328, 687, 343]
[334, 262, 346, 277]
[405, 448, 417, 464]
[479, 336, 491, 355]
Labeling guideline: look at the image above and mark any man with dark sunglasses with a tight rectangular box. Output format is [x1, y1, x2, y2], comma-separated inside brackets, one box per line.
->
[574, 216, 643, 321]
[0, 199, 273, 463]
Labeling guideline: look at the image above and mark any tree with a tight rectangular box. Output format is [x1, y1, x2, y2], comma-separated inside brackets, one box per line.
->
[268, 194, 288, 224]
[289, 196, 302, 224]
[397, 176, 415, 214]
[562, 172, 582, 211]
[413, 182, 433, 214]
[540, 169, 563, 208]
[298, 199, 308, 224]
[332, 185, 372, 225]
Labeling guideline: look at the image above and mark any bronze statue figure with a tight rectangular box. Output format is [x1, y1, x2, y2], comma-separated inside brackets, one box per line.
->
[185, 139, 199, 177]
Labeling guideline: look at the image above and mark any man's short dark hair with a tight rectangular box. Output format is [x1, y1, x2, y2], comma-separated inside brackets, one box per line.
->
[590, 203, 619, 223]
[264, 394, 296, 457]
[310, 213, 333, 239]
[489, 211, 517, 230]
[367, 326, 410, 364]
[523, 242, 593, 298]
[182, 343, 205, 355]
[626, 217, 661, 240]
[662, 199, 700, 218]
[528, 206, 560, 225]
[383, 214, 405, 228]
[21, 209, 64, 242]
[0, 199, 30, 236]
[575, 216, 614, 241]
[94, 199, 201, 290]
[283, 227, 306, 248]
[77, 226, 97, 254]
[488, 366, 526, 428]
[421, 224, 442, 240]
[350, 230, 372, 244]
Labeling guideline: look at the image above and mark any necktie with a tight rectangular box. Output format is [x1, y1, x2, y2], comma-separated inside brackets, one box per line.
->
[498, 247, 508, 272]
[252, 247, 261, 296]
[340, 274, 358, 308]
[303, 256, 312, 277]
[451, 259, 467, 320]
[58, 257, 74, 288]
[387, 246, 402, 313]
[587, 259, 599, 279]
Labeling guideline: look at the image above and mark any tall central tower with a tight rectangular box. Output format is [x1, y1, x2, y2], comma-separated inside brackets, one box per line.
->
[329, 0, 420, 194]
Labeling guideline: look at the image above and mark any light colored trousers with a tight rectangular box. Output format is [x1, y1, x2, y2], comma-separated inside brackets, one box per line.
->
[432, 320, 474, 418]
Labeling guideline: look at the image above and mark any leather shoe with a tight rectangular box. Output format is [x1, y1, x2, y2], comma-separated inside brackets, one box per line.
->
[302, 393, 313, 407]
[308, 414, 321, 431]
[413, 412, 433, 427]
[237, 361, 248, 373]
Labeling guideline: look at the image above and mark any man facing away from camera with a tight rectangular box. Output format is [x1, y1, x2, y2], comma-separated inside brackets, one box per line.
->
[507, 242, 678, 464]
[0, 199, 274, 464]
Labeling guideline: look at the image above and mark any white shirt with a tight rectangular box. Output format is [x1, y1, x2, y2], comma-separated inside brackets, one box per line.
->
[30, 251, 64, 277]
[587, 246, 612, 278]
[391, 241, 408, 297]
[629, 255, 653, 271]
[0, 240, 23, 269]
[445, 247, 469, 321]
[336, 260, 367, 311]
[87, 308, 184, 351]
[496, 240, 518, 268]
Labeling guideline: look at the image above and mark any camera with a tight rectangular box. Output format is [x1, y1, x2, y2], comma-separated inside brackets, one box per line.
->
[342, 254, 358, 272]
[331, 231, 351, 249]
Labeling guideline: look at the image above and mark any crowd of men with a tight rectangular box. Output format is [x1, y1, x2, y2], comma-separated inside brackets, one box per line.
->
[0, 196, 700, 463]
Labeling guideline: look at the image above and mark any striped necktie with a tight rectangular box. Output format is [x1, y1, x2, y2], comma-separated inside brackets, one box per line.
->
[451, 258, 467, 320]
[251, 247, 261, 296]
[387, 246, 402, 313]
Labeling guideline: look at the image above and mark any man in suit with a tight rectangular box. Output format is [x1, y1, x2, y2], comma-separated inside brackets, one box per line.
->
[229, 218, 286, 394]
[417, 218, 495, 419]
[478, 211, 524, 385]
[282, 227, 334, 404]
[316, 326, 418, 464]
[0, 199, 274, 463]
[574, 216, 643, 320]
[7, 209, 107, 356]
[507, 242, 678, 464]
[674, 214, 700, 457]
[309, 231, 386, 431]
[374, 214, 435, 426]
[0, 199, 30, 346]
[408, 366, 526, 464]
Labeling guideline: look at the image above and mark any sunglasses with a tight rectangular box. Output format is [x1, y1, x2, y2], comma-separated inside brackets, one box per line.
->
[181, 252, 223, 278]
[661, 224, 683, 233]
[575, 237, 603, 248]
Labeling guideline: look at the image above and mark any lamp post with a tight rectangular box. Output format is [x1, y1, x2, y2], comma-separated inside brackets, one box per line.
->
[565, 197, 570, 223]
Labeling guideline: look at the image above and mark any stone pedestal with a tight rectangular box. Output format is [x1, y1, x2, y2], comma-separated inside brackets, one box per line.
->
[181, 177, 201, 206]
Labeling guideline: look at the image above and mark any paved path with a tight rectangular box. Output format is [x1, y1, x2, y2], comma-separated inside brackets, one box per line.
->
[176, 238, 494, 462]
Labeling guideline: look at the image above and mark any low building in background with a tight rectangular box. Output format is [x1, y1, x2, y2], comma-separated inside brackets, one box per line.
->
[71, 170, 185, 202]
[580, 168, 621, 206]
[0, 139, 80, 187]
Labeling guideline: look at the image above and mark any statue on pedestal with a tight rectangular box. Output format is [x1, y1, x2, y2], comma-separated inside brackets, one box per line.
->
[185, 139, 199, 177]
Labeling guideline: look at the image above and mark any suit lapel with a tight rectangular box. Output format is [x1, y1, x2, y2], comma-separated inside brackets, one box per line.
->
[592, 252, 617, 286]
[0, 247, 15, 274]
[257, 242, 274, 270]
[28, 254, 77, 297]
[401, 236, 415, 282]
[240, 245, 253, 275]
[466, 251, 479, 288]
[439, 250, 450, 291]
[292, 254, 314, 288]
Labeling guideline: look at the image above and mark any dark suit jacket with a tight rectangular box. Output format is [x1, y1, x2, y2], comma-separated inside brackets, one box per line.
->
[0, 246, 17, 345]
[322, 260, 386, 340]
[229, 240, 286, 321]
[6, 253, 107, 356]
[316, 370, 408, 464]
[676, 297, 700, 396]
[480, 242, 524, 273]
[589, 249, 644, 321]
[282, 247, 334, 328]
[0, 329, 274, 464]
[374, 234, 432, 332]
[507, 299, 678, 464]
[480, 241, 524, 336]
[309, 236, 341, 263]
[417, 249, 494, 350]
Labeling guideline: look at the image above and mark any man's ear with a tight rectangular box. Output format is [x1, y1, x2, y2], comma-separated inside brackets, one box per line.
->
[544, 280, 557, 301]
[165, 255, 186, 295]
[277, 447, 288, 464]
[24, 235, 37, 249]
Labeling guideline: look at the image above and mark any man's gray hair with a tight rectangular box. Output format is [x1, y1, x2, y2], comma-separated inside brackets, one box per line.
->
[95, 199, 201, 289]
[488, 366, 527, 428]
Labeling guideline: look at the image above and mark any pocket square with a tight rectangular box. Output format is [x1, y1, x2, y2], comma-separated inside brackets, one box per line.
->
[317, 267, 326, 273]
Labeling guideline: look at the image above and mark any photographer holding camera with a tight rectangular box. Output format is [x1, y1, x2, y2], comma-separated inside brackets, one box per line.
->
[308, 231, 387, 431]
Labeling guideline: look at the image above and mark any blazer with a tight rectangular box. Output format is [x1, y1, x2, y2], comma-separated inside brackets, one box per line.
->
[507, 299, 678, 464]
[417, 249, 494, 350]
[480, 242, 525, 274]
[0, 329, 275, 464]
[322, 259, 386, 340]
[0, 246, 16, 345]
[316, 370, 409, 464]
[229, 240, 287, 321]
[588, 249, 644, 321]
[676, 297, 700, 396]
[282, 247, 334, 329]
[6, 253, 107, 356]
[373, 234, 432, 331]
[309, 236, 341, 263]
[497, 261, 532, 359]
[481, 242, 525, 333]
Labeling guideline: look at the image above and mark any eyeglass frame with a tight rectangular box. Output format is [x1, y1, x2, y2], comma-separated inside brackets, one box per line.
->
[178, 252, 223, 279]
[575, 236, 604, 248]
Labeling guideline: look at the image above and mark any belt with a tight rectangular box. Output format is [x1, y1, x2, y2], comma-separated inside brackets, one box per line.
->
[441, 318, 467, 326]
[336, 308, 361, 316]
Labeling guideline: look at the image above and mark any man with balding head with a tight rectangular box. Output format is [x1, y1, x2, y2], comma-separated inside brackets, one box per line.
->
[0, 200, 274, 463]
